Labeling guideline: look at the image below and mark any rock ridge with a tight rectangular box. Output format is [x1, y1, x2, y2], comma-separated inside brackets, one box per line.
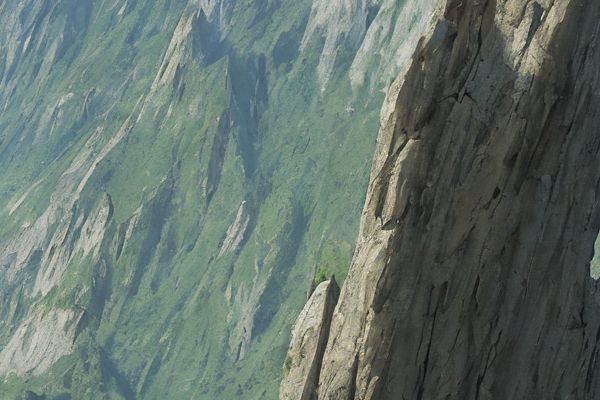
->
[282, 0, 600, 398]
[280, 278, 340, 400]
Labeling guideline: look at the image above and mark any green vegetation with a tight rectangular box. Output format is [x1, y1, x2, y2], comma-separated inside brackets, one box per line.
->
[0, 1, 399, 399]
[313, 267, 331, 289]
[284, 356, 293, 374]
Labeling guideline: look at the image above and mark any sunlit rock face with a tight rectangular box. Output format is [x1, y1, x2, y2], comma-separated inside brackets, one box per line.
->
[279, 278, 339, 400]
[0, 309, 84, 377]
[301, 0, 438, 91]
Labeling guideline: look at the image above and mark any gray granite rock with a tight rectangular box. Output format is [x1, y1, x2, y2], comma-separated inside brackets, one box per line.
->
[280, 278, 340, 400]
[286, 0, 600, 398]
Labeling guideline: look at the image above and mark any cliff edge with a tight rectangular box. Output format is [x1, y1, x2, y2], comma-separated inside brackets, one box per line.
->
[282, 0, 600, 398]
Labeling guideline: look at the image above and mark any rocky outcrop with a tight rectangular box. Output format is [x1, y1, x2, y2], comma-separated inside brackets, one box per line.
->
[280, 278, 339, 400]
[301, 0, 372, 90]
[0, 104, 136, 288]
[286, 0, 600, 399]
[219, 200, 250, 257]
[0, 308, 83, 377]
[32, 194, 113, 297]
[301, 0, 439, 91]
[349, 0, 439, 90]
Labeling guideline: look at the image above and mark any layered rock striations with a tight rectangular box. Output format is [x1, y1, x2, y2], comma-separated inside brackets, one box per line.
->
[283, 0, 600, 398]
[280, 278, 339, 400]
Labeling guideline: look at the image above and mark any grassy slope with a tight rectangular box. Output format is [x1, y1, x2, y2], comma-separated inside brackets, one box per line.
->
[0, 1, 385, 399]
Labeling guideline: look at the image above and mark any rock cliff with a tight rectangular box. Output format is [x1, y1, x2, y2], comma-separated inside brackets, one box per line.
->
[282, 0, 600, 398]
[280, 278, 339, 400]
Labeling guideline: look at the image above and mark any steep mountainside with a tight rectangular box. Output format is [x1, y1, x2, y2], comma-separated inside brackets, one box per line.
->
[281, 0, 600, 399]
[0, 0, 437, 399]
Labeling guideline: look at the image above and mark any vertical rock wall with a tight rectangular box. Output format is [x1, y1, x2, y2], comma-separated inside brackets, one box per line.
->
[280, 278, 340, 400]
[283, 0, 600, 398]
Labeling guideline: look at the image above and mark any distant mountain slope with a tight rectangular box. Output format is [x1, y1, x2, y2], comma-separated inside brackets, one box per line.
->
[0, 0, 435, 398]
